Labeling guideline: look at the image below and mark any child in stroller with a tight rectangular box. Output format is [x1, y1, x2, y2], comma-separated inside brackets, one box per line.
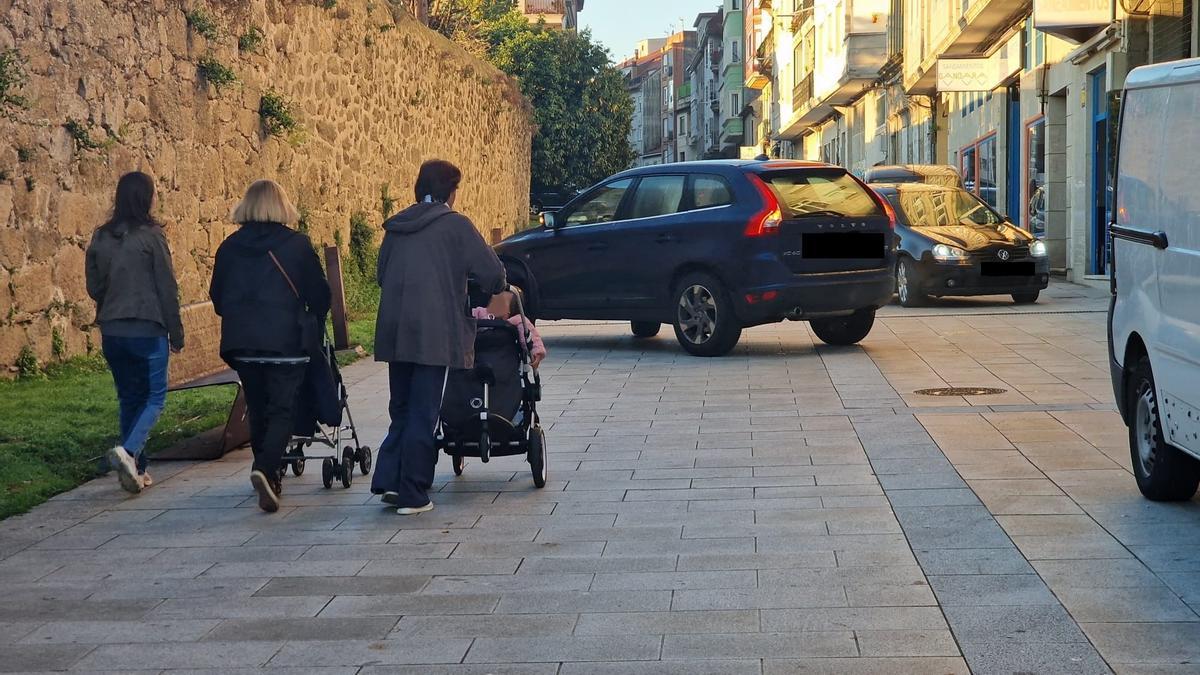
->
[436, 286, 547, 487]
[471, 289, 546, 368]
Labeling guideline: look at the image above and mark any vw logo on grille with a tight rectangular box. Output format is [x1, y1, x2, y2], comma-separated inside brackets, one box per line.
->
[997, 249, 1010, 261]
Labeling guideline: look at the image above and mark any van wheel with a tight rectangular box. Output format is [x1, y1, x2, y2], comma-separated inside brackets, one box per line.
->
[672, 273, 742, 357]
[810, 309, 876, 346]
[631, 321, 661, 338]
[1128, 356, 1200, 501]
[1012, 291, 1040, 304]
[896, 258, 925, 307]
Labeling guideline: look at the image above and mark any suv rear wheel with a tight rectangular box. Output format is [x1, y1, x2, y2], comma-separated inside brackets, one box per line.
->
[672, 273, 742, 357]
[1128, 355, 1200, 501]
[631, 321, 661, 338]
[810, 308, 876, 346]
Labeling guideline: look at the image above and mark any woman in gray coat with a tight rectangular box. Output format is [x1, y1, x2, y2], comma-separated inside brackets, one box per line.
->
[372, 160, 506, 514]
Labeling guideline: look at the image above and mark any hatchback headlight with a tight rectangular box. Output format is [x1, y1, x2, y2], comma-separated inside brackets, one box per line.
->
[932, 243, 968, 262]
[1030, 240, 1048, 257]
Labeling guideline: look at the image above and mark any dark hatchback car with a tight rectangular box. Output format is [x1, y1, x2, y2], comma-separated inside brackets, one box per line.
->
[863, 164, 965, 189]
[494, 160, 898, 356]
[871, 183, 1050, 307]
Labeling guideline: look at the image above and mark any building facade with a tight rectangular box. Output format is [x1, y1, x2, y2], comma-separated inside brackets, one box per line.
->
[518, 0, 584, 30]
[688, 11, 726, 160]
[738, 0, 1197, 285]
[719, 0, 748, 155]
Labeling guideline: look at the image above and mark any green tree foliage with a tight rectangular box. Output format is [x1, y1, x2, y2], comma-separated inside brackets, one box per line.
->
[428, 1, 634, 193]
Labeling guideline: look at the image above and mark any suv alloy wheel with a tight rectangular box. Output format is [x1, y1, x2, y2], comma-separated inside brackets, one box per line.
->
[671, 273, 742, 357]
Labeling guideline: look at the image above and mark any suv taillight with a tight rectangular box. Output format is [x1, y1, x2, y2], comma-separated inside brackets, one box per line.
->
[746, 174, 783, 237]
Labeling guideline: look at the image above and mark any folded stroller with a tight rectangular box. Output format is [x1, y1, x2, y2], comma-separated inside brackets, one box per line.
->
[436, 288, 547, 488]
[282, 336, 372, 489]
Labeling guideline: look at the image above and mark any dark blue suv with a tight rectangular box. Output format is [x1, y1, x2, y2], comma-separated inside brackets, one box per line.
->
[495, 160, 898, 356]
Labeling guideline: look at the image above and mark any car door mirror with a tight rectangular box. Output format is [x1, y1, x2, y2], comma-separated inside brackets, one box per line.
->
[540, 211, 560, 229]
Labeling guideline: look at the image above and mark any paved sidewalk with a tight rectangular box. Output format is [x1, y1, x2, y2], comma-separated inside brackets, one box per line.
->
[0, 282, 1197, 673]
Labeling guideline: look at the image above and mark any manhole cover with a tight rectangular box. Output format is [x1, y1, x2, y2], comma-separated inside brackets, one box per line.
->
[915, 387, 1008, 396]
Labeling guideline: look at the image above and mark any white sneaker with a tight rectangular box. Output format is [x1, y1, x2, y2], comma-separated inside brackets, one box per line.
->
[396, 501, 434, 516]
[107, 446, 141, 494]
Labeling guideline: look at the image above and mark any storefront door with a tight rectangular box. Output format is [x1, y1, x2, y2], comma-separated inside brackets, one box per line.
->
[1007, 87, 1023, 221]
[1090, 67, 1112, 275]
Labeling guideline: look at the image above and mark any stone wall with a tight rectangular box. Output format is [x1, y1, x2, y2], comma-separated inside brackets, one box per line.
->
[0, 0, 534, 367]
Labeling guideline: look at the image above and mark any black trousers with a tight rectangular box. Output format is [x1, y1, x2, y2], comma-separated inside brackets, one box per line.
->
[234, 362, 306, 480]
[371, 362, 448, 508]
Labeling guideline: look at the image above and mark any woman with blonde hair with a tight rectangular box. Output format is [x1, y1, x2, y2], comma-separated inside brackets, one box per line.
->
[210, 180, 330, 512]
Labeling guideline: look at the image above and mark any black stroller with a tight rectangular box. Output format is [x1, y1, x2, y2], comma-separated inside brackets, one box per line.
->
[436, 287, 547, 488]
[282, 336, 373, 489]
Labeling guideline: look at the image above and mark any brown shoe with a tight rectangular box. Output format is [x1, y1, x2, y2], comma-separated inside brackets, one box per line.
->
[250, 470, 280, 513]
[139, 472, 153, 489]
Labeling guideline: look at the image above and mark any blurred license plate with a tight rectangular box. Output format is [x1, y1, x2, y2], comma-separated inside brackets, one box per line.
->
[801, 233, 885, 259]
[981, 262, 1035, 276]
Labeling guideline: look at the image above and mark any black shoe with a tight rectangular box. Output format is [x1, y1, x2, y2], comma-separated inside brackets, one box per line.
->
[380, 491, 400, 506]
[251, 470, 280, 513]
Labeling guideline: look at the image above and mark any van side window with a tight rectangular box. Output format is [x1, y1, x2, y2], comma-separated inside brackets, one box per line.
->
[628, 175, 686, 219]
[566, 179, 633, 226]
[690, 175, 734, 210]
[1158, 82, 1200, 242]
[1115, 88, 1169, 228]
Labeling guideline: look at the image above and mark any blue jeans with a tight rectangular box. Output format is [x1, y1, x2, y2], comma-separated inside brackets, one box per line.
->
[371, 362, 448, 508]
[102, 335, 169, 473]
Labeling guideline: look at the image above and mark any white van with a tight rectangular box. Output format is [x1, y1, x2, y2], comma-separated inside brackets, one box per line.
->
[1109, 58, 1200, 501]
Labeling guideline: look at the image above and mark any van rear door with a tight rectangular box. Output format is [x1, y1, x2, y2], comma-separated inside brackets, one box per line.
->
[757, 169, 892, 274]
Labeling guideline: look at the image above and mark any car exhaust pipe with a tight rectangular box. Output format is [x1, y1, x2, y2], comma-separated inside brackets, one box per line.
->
[785, 307, 804, 321]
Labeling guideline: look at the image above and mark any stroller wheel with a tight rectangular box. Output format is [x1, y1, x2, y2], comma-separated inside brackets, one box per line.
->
[452, 455, 465, 476]
[321, 458, 334, 489]
[358, 446, 373, 476]
[529, 426, 548, 489]
[340, 447, 355, 489]
[292, 458, 306, 477]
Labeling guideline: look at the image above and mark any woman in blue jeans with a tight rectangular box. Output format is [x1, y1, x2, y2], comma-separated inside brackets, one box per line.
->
[85, 172, 184, 494]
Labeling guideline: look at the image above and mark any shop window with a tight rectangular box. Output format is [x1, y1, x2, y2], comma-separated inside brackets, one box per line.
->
[1025, 117, 1047, 236]
[960, 145, 977, 194]
[960, 133, 998, 209]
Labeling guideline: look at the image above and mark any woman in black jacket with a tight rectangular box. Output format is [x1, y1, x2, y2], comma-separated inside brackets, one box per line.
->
[86, 172, 184, 494]
[209, 180, 331, 512]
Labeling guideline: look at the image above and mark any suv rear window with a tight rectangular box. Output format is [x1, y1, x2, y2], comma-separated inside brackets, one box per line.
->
[761, 170, 883, 219]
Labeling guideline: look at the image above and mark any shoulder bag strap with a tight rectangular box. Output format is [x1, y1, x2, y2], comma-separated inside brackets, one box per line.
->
[267, 250, 300, 300]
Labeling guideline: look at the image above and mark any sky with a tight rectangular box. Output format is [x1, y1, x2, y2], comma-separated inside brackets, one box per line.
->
[580, 0, 723, 63]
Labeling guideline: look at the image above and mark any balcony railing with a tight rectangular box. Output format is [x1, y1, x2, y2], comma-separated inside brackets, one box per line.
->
[793, 71, 813, 107]
[522, 0, 567, 13]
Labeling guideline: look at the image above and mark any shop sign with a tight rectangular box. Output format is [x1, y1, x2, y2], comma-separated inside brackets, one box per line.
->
[937, 33, 1022, 92]
[1034, 0, 1111, 42]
